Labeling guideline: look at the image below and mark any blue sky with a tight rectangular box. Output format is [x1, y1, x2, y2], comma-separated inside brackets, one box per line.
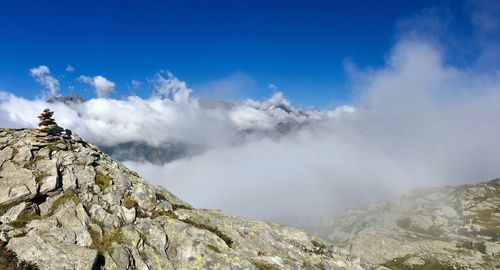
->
[0, 0, 481, 107]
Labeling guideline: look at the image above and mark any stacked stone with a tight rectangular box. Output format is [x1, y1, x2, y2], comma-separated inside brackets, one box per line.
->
[35, 108, 65, 142]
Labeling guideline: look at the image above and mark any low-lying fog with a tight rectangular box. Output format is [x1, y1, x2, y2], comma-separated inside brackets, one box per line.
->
[1, 5, 500, 222]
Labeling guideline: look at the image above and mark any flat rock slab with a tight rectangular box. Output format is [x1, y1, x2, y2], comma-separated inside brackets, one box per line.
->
[7, 230, 98, 270]
[0, 161, 36, 205]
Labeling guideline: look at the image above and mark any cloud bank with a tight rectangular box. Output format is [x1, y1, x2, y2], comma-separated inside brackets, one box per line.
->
[120, 39, 500, 220]
[0, 70, 330, 147]
[3, 38, 500, 221]
[2, 2, 500, 222]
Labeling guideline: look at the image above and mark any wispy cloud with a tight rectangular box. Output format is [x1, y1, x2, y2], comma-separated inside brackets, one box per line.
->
[30, 65, 60, 97]
[151, 71, 193, 104]
[130, 80, 141, 89]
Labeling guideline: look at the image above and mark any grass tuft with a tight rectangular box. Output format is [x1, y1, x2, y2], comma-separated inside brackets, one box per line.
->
[122, 197, 137, 209]
[251, 260, 280, 270]
[50, 190, 81, 213]
[182, 219, 233, 248]
[89, 227, 125, 253]
[95, 172, 112, 192]
[9, 206, 39, 228]
[206, 244, 221, 254]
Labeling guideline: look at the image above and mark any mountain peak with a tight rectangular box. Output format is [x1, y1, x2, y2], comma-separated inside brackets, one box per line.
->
[0, 111, 377, 269]
[47, 93, 87, 105]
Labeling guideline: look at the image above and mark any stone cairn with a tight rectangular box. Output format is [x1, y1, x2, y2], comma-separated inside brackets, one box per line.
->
[34, 108, 67, 142]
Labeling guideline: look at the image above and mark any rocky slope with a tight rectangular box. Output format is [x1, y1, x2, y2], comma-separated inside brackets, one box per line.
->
[304, 180, 500, 269]
[0, 127, 380, 270]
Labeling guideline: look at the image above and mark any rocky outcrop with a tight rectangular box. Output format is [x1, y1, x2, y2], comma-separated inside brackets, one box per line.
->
[304, 180, 500, 269]
[0, 113, 380, 269]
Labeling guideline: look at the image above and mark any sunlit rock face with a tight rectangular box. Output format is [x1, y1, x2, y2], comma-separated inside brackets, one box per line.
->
[299, 179, 500, 269]
[0, 113, 379, 270]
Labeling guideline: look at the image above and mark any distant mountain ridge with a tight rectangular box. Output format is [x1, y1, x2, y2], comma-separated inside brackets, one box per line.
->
[47, 93, 87, 104]
[46, 94, 324, 164]
[295, 179, 500, 269]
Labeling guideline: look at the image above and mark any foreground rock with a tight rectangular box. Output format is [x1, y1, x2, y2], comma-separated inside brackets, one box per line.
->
[300, 180, 500, 269]
[0, 125, 380, 270]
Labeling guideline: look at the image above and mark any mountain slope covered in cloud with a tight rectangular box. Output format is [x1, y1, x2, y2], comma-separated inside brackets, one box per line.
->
[2, 39, 500, 222]
[1, 0, 500, 222]
[295, 178, 500, 269]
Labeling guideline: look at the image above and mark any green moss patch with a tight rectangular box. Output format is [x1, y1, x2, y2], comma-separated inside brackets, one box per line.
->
[122, 197, 137, 209]
[0, 203, 15, 216]
[206, 244, 221, 254]
[10, 206, 39, 228]
[95, 172, 112, 192]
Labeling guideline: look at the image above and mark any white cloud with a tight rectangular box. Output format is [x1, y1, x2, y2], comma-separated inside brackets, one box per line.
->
[268, 83, 278, 90]
[30, 65, 60, 97]
[126, 39, 500, 221]
[4, 4, 500, 223]
[66, 65, 75, 72]
[1, 71, 320, 147]
[151, 71, 193, 104]
[7, 45, 500, 221]
[30, 65, 50, 76]
[78, 75, 116, 98]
